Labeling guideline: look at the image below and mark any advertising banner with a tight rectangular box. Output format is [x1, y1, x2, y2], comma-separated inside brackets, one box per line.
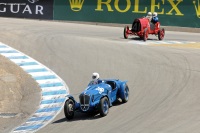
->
[0, 0, 53, 20]
[54, 0, 200, 28]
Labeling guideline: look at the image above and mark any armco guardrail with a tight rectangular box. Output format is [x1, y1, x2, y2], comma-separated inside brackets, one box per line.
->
[0, 0, 53, 20]
[0, 0, 200, 28]
[53, 0, 200, 28]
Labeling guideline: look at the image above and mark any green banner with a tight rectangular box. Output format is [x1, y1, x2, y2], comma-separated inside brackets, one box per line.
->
[54, 0, 200, 28]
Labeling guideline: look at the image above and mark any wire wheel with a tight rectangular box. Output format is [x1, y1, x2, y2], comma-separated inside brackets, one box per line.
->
[99, 97, 109, 117]
[143, 28, 148, 41]
[122, 84, 129, 103]
[64, 99, 75, 120]
[158, 28, 165, 40]
[124, 26, 129, 39]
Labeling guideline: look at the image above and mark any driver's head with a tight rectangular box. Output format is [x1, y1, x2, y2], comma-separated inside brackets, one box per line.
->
[92, 72, 100, 81]
[153, 12, 158, 17]
[147, 12, 152, 16]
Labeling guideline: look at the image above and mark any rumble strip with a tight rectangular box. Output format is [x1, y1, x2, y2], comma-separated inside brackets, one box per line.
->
[0, 42, 69, 133]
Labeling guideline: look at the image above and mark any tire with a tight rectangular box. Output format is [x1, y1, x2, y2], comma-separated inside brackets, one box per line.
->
[64, 99, 75, 120]
[124, 26, 129, 39]
[143, 28, 148, 41]
[158, 28, 165, 40]
[139, 36, 143, 40]
[122, 84, 129, 103]
[99, 97, 109, 117]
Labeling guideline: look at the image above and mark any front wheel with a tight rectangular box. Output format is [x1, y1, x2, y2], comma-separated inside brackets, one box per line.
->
[122, 84, 129, 103]
[64, 99, 75, 120]
[143, 28, 148, 41]
[99, 97, 109, 117]
[158, 28, 165, 40]
[124, 26, 129, 39]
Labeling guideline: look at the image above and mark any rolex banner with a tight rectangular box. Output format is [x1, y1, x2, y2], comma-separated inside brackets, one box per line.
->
[0, 0, 53, 20]
[54, 0, 200, 28]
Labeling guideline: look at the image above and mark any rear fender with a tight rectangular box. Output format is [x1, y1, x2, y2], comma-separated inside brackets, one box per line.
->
[119, 81, 128, 99]
[154, 22, 160, 34]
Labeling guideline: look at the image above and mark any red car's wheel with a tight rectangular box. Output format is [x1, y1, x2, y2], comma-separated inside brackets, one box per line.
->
[124, 26, 129, 39]
[158, 28, 165, 40]
[143, 28, 148, 41]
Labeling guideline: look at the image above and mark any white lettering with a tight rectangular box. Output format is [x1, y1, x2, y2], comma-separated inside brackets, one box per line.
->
[28, 0, 39, 4]
[0, 3, 43, 15]
[0, 3, 6, 12]
[36, 5, 43, 15]
[10, 4, 20, 13]
[22, 5, 32, 14]
[96, 87, 104, 94]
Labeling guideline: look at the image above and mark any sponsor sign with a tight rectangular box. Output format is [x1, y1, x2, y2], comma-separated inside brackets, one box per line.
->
[0, 0, 53, 20]
[54, 0, 200, 28]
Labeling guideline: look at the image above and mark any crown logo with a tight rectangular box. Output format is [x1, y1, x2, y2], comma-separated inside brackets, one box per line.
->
[193, 0, 200, 18]
[69, 0, 84, 12]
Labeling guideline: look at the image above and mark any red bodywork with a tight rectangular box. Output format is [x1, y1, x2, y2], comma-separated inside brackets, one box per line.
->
[124, 17, 165, 41]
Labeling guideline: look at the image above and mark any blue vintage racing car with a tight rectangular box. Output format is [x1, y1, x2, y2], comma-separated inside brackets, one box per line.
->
[64, 79, 129, 120]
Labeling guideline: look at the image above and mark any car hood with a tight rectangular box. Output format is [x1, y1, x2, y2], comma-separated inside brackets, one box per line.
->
[81, 83, 110, 96]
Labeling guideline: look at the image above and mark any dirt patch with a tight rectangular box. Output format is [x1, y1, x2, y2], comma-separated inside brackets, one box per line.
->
[0, 55, 41, 133]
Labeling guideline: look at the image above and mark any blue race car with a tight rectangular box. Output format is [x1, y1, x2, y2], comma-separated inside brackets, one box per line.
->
[64, 79, 129, 120]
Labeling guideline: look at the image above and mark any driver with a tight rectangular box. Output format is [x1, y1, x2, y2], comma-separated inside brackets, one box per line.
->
[146, 12, 152, 22]
[88, 72, 102, 86]
[151, 12, 159, 24]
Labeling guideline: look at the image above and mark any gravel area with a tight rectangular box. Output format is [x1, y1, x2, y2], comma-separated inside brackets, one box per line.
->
[0, 55, 41, 133]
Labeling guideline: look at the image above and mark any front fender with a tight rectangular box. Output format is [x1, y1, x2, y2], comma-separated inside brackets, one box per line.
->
[100, 93, 112, 107]
[66, 95, 80, 110]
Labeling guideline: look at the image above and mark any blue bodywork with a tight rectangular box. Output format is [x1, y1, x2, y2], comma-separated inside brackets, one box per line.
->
[67, 79, 128, 113]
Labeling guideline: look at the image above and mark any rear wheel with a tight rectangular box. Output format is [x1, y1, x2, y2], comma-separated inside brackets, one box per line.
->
[122, 84, 129, 103]
[99, 97, 109, 117]
[158, 28, 165, 40]
[64, 99, 75, 120]
[143, 28, 148, 41]
[124, 26, 129, 39]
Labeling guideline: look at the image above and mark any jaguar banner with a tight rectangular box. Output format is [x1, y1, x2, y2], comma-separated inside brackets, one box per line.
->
[54, 0, 200, 28]
[0, 0, 53, 20]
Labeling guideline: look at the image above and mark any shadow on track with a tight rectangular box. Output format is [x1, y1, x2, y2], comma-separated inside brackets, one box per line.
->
[121, 36, 158, 41]
[52, 112, 101, 123]
[52, 100, 124, 123]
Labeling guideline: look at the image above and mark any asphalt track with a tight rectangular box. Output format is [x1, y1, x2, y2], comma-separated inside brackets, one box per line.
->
[1, 18, 200, 133]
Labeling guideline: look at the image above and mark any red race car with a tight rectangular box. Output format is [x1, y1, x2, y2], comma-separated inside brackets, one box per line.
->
[123, 17, 165, 41]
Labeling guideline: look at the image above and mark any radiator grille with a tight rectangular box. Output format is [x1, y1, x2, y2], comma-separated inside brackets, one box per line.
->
[79, 94, 90, 111]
